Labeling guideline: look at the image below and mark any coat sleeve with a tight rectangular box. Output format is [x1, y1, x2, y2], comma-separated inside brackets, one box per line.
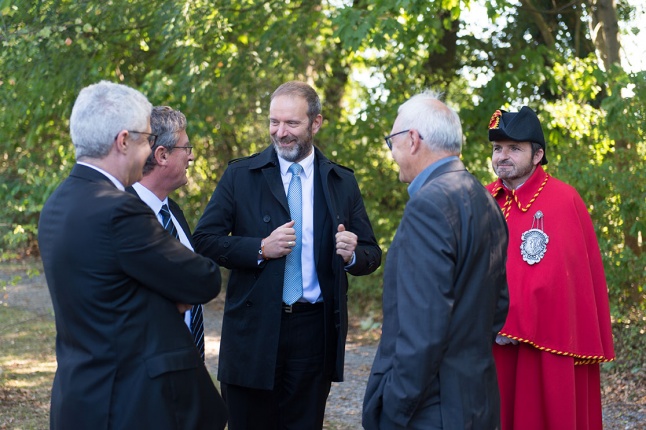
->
[193, 166, 265, 270]
[343, 176, 382, 277]
[381, 194, 455, 426]
[113, 196, 221, 305]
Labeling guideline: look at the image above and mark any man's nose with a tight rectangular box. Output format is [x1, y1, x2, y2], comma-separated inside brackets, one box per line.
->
[275, 123, 289, 137]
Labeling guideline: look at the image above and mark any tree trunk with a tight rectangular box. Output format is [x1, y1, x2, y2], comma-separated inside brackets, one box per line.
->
[586, 0, 621, 70]
[422, 11, 459, 88]
[519, 0, 556, 47]
[586, 0, 641, 305]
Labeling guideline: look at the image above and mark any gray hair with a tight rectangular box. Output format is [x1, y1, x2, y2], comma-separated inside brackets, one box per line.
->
[70, 81, 152, 160]
[271, 81, 322, 125]
[397, 90, 463, 155]
[142, 106, 187, 175]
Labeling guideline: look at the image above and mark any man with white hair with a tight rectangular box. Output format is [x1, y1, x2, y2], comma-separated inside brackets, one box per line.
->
[363, 91, 509, 429]
[38, 81, 227, 429]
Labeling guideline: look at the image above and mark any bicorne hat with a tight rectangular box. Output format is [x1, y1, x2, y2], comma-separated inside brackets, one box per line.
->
[488, 106, 548, 165]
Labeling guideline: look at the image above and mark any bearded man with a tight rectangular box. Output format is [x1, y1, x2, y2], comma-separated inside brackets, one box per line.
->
[486, 106, 615, 430]
[193, 81, 381, 430]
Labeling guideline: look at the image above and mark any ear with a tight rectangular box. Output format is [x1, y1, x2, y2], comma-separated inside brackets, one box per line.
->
[113, 130, 129, 154]
[532, 148, 545, 166]
[409, 129, 423, 155]
[310, 114, 323, 135]
[154, 145, 169, 165]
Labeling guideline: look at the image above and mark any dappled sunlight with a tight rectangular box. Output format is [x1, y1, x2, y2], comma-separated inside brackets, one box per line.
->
[1, 371, 54, 390]
[2, 358, 56, 375]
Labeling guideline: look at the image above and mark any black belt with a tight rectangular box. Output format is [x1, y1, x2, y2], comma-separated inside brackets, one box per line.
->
[282, 301, 323, 313]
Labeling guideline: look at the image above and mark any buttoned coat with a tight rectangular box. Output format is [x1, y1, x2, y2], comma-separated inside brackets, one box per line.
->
[193, 146, 381, 389]
[38, 164, 227, 430]
[362, 159, 509, 429]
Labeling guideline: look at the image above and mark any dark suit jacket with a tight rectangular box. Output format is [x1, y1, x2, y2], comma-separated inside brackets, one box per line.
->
[38, 164, 227, 430]
[127, 186, 202, 331]
[126, 187, 195, 248]
[362, 159, 509, 429]
[193, 146, 381, 389]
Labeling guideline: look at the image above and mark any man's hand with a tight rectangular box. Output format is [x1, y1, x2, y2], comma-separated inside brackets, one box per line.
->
[335, 224, 357, 264]
[176, 303, 192, 313]
[496, 334, 519, 345]
[262, 220, 298, 259]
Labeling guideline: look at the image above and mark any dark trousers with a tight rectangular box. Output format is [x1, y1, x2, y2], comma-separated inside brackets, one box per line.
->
[222, 302, 332, 430]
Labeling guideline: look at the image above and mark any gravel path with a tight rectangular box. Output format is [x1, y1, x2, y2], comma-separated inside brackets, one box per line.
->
[1, 270, 372, 429]
[3, 267, 644, 429]
[202, 294, 373, 429]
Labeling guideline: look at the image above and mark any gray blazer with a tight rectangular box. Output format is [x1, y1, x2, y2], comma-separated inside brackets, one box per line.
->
[363, 159, 509, 429]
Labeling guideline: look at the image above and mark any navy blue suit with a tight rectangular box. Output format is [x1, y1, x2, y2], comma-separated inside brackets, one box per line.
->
[39, 164, 227, 429]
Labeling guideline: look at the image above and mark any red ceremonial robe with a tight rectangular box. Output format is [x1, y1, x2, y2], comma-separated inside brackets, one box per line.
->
[486, 166, 615, 430]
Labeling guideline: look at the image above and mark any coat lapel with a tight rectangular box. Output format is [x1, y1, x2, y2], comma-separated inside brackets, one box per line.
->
[251, 146, 290, 214]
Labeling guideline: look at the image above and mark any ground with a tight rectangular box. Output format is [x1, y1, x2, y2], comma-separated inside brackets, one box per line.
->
[1, 259, 644, 429]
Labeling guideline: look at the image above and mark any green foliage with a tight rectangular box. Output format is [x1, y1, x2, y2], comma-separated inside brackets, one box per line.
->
[607, 311, 646, 374]
[1, 0, 644, 319]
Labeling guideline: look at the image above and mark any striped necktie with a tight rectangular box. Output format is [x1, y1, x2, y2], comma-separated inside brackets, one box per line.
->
[159, 204, 205, 361]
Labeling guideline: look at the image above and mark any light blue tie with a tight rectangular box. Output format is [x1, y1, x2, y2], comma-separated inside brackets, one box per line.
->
[283, 163, 303, 305]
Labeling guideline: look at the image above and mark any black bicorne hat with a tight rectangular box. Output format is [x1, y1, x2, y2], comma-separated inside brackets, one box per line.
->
[488, 106, 548, 165]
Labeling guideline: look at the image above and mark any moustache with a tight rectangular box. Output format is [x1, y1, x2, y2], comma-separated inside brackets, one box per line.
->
[274, 136, 296, 144]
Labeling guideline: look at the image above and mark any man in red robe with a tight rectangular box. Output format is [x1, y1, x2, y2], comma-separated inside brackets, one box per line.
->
[486, 106, 615, 430]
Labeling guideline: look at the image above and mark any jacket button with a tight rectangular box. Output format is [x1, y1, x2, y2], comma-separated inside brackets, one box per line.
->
[263, 215, 271, 223]
[245, 301, 253, 307]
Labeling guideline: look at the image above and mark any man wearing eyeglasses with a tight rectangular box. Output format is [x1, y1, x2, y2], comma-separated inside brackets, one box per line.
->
[38, 82, 227, 429]
[363, 90, 509, 429]
[128, 106, 206, 360]
[193, 81, 382, 429]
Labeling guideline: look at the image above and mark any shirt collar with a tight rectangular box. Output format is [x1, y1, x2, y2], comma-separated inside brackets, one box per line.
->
[77, 161, 125, 191]
[131, 182, 168, 214]
[278, 148, 315, 179]
[408, 155, 459, 197]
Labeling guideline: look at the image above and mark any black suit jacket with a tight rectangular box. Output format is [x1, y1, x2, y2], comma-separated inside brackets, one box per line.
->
[38, 164, 227, 430]
[363, 159, 509, 429]
[193, 146, 381, 389]
[126, 186, 195, 248]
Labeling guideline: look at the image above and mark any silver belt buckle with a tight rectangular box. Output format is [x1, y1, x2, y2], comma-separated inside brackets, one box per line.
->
[283, 304, 293, 313]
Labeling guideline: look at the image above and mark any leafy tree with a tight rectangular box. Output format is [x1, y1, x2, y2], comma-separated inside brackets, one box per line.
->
[1, 0, 643, 317]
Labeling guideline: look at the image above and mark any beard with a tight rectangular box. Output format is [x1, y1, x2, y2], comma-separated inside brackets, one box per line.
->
[494, 158, 536, 185]
[271, 128, 314, 162]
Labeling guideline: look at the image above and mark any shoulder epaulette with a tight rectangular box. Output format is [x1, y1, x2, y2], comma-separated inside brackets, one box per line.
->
[331, 161, 354, 173]
[228, 153, 260, 165]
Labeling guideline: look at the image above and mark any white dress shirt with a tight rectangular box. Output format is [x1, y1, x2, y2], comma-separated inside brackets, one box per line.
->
[132, 182, 194, 327]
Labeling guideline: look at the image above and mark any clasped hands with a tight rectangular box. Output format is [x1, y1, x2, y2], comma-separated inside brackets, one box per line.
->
[261, 221, 357, 264]
[495, 334, 519, 345]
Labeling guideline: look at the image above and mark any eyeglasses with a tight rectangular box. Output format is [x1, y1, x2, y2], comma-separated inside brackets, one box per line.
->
[173, 146, 193, 155]
[384, 129, 409, 150]
[127, 130, 158, 147]
[384, 129, 424, 150]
